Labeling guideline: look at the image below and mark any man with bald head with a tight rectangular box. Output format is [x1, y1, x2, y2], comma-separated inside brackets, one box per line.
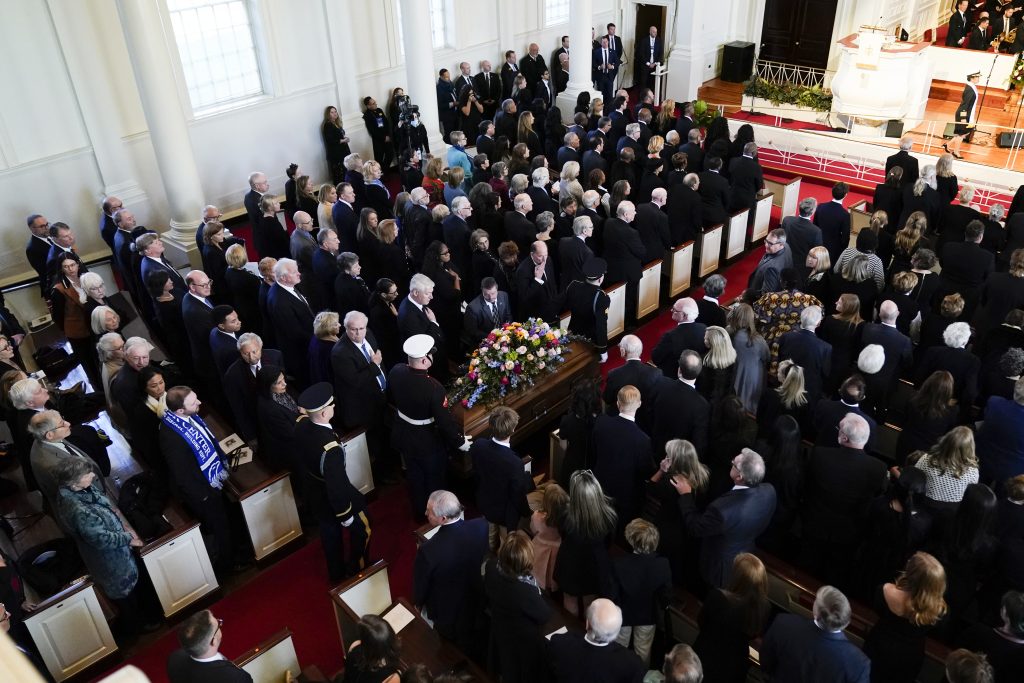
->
[803, 412, 887, 590]
[515, 240, 558, 323]
[549, 598, 644, 682]
[520, 43, 547, 91]
[474, 60, 502, 120]
[289, 210, 320, 307]
[454, 61, 475, 96]
[652, 297, 707, 377]
[605, 201, 646, 324]
[859, 299, 913, 411]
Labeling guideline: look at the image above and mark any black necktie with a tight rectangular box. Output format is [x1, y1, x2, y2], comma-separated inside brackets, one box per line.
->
[489, 302, 498, 326]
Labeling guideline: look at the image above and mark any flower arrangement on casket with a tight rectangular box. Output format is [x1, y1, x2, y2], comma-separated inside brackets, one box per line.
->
[449, 319, 577, 408]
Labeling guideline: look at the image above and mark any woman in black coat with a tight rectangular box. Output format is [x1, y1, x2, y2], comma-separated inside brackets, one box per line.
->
[145, 271, 192, 373]
[255, 195, 289, 259]
[420, 240, 463, 362]
[873, 167, 905, 234]
[368, 279, 402, 371]
[223, 244, 263, 336]
[362, 160, 394, 219]
[255, 365, 300, 473]
[553, 470, 616, 616]
[895, 371, 959, 464]
[469, 229, 499, 293]
[200, 222, 230, 304]
[321, 106, 351, 185]
[484, 533, 553, 683]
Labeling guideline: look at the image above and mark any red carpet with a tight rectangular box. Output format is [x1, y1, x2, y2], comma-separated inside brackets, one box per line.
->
[731, 110, 837, 133]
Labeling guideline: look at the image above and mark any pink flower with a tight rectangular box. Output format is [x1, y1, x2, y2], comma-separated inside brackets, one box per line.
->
[500, 376, 510, 385]
[461, 399, 469, 407]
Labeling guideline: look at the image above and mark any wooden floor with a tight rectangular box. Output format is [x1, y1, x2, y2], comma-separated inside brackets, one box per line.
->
[696, 77, 1024, 172]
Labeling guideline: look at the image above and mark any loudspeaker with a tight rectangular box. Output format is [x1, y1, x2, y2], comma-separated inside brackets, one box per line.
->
[722, 41, 755, 83]
[885, 120, 904, 138]
[998, 131, 1024, 148]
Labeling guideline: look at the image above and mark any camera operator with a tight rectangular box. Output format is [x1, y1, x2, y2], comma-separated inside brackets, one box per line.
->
[395, 97, 430, 161]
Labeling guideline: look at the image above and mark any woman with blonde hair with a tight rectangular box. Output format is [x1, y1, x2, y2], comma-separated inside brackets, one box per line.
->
[913, 426, 979, 506]
[558, 161, 584, 204]
[757, 360, 808, 434]
[444, 165, 468, 208]
[802, 244, 832, 305]
[421, 156, 446, 208]
[317, 182, 337, 232]
[728, 304, 769, 414]
[818, 292, 864, 393]
[308, 311, 340, 385]
[655, 99, 676, 135]
[588, 97, 604, 130]
[529, 482, 568, 591]
[553, 470, 617, 615]
[898, 164, 940, 229]
[698, 326, 738, 403]
[362, 159, 393, 219]
[650, 439, 709, 584]
[694, 553, 772, 683]
[863, 552, 947, 683]
[647, 135, 665, 159]
[934, 152, 959, 205]
[517, 111, 542, 159]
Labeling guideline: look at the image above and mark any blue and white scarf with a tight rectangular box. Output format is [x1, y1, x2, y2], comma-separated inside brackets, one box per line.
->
[161, 412, 228, 489]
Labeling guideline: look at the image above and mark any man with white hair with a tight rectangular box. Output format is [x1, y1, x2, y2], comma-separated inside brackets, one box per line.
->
[404, 187, 433, 266]
[666, 172, 703, 245]
[182, 269, 218, 386]
[617, 122, 643, 160]
[527, 167, 556, 218]
[605, 200, 646, 324]
[550, 598, 645, 682]
[331, 310, 388, 436]
[443, 197, 473, 277]
[761, 585, 870, 682]
[505, 192, 536, 256]
[778, 305, 831, 401]
[244, 171, 269, 229]
[29, 409, 109, 510]
[802, 412, 887, 590]
[696, 274, 727, 328]
[886, 135, 919, 187]
[917, 321, 980, 414]
[670, 448, 777, 588]
[781, 197, 822, 280]
[224, 333, 283, 443]
[515, 240, 559, 323]
[652, 298, 707, 377]
[559, 215, 595, 287]
[399, 274, 446, 380]
[267, 258, 314, 388]
[604, 335, 661, 422]
[637, 188, 672, 265]
[860, 299, 913, 408]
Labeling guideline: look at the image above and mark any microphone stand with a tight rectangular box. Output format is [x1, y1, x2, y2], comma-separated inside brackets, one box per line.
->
[971, 49, 1001, 143]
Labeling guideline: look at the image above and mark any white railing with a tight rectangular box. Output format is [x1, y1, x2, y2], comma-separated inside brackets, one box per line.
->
[755, 59, 834, 89]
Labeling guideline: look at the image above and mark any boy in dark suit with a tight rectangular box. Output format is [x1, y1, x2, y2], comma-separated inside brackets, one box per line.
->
[471, 407, 534, 549]
[611, 519, 672, 668]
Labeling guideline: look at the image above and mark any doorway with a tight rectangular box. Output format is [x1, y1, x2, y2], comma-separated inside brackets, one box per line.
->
[759, 0, 838, 70]
[632, 3, 667, 87]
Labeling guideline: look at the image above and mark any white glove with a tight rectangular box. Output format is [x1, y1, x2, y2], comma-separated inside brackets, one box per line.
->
[599, 352, 608, 363]
[341, 516, 354, 527]
[458, 436, 473, 452]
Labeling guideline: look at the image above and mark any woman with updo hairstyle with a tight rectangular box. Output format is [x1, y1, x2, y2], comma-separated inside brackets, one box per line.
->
[368, 278, 402, 371]
[342, 614, 401, 683]
[530, 482, 568, 592]
[255, 365, 299, 474]
[553, 470, 616, 615]
[909, 247, 941, 306]
[694, 553, 772, 683]
[284, 162, 300, 212]
[256, 193, 289, 259]
[557, 378, 602, 486]
[484, 531, 553, 683]
[650, 439, 710, 585]
[863, 552, 948, 683]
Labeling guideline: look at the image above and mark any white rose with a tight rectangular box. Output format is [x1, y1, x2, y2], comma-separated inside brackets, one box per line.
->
[538, 361, 546, 369]
[505, 360, 515, 370]
[517, 345, 527, 354]
[537, 348, 546, 357]
[477, 378, 483, 385]
[526, 354, 534, 361]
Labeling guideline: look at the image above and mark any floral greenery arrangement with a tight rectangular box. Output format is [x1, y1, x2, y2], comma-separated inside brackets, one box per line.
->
[692, 99, 720, 128]
[1010, 53, 1024, 89]
[743, 76, 834, 113]
[449, 319, 574, 408]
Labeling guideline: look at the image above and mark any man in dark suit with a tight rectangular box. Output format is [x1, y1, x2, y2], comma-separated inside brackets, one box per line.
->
[535, 69, 556, 108]
[593, 36, 620, 105]
[813, 375, 878, 450]
[331, 309, 387, 429]
[697, 157, 731, 228]
[549, 599, 645, 683]
[500, 50, 520, 100]
[243, 171, 268, 230]
[505, 194, 536, 256]
[604, 201, 646, 324]
[670, 448, 776, 588]
[208, 305, 242, 377]
[636, 190, 672, 265]
[675, 102, 696, 140]
[520, 43, 547, 91]
[443, 197, 473, 278]
[940, 219, 994, 318]
[557, 132, 582, 169]
[593, 386, 653, 526]
[604, 334, 661, 431]
[159, 387, 237, 575]
[748, 229, 793, 295]
[665, 173, 703, 245]
[181, 270, 217, 375]
[398, 274, 447, 380]
[224, 333, 283, 443]
[463, 277, 512, 346]
[801, 413, 887, 588]
[514, 241, 559, 323]
[493, 98, 518, 143]
[474, 61, 502, 120]
[760, 586, 871, 683]
[603, 23, 627, 70]
[678, 127, 704, 173]
[860, 301, 914, 404]
[526, 169, 556, 220]
[138, 233, 187, 300]
[885, 137, 920, 187]
[778, 306, 832, 402]
[968, 15, 991, 50]
[472, 407, 533, 544]
[946, 0, 970, 47]
[167, 610, 252, 683]
[25, 214, 52, 298]
[652, 350, 710, 456]
[266, 259, 315, 389]
[916, 322, 980, 412]
[652, 298, 708, 377]
[111, 209, 144, 305]
[332, 183, 358, 253]
[696, 274, 728, 328]
[813, 182, 851, 264]
[559, 216, 595, 288]
[728, 142, 765, 216]
[582, 137, 609, 179]
[976, 381, 1024, 488]
[312, 227, 341, 311]
[634, 25, 664, 89]
[413, 490, 489, 652]
[781, 197, 823, 280]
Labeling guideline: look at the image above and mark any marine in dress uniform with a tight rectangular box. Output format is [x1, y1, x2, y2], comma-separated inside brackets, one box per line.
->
[293, 383, 370, 583]
[564, 258, 611, 362]
[387, 335, 471, 520]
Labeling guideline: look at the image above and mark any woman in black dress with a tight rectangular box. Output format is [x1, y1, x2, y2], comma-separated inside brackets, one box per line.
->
[818, 292, 864, 394]
[457, 86, 483, 140]
[484, 532, 553, 683]
[255, 365, 300, 474]
[557, 378, 602, 486]
[341, 614, 401, 683]
[134, 366, 167, 472]
[420, 240, 463, 362]
[517, 111, 542, 160]
[295, 175, 320, 226]
[321, 105, 351, 185]
[649, 438, 710, 589]
[284, 162, 299, 213]
[756, 415, 804, 557]
[863, 552, 948, 683]
[935, 152, 960, 205]
[553, 470, 616, 616]
[874, 166, 904, 233]
[469, 229, 499, 293]
[831, 254, 878, 320]
[544, 107, 566, 161]
[696, 326, 737, 406]
[145, 271, 192, 373]
[918, 293, 964, 357]
[223, 244, 263, 336]
[362, 160, 393, 219]
[756, 360, 810, 437]
[693, 553, 772, 683]
[802, 245, 832, 307]
[256, 195, 289, 259]
[368, 278, 402, 371]
[896, 371, 959, 465]
[200, 221, 230, 304]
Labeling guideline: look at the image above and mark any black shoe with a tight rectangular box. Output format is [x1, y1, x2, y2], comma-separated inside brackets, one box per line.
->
[141, 620, 163, 634]
[952, 151, 963, 159]
[942, 143, 950, 153]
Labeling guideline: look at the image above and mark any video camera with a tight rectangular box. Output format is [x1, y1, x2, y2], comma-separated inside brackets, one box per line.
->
[396, 95, 420, 123]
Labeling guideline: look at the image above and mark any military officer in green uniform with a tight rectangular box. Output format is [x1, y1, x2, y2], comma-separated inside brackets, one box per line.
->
[294, 382, 370, 583]
[564, 257, 611, 362]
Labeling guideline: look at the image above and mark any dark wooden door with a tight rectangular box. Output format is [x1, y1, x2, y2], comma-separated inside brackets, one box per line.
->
[759, 0, 838, 69]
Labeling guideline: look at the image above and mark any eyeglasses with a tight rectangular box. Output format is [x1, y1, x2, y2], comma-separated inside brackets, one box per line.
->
[765, 240, 779, 247]
[440, 250, 451, 256]
[210, 618, 223, 645]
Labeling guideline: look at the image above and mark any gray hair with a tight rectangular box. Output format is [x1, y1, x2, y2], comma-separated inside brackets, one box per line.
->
[317, 227, 337, 246]
[663, 643, 704, 683]
[410, 273, 435, 294]
[899, 136, 913, 151]
[800, 305, 822, 330]
[96, 332, 124, 362]
[513, 193, 531, 213]
[743, 141, 757, 156]
[990, 204, 1006, 221]
[410, 187, 428, 203]
[813, 585, 852, 631]
[272, 258, 298, 280]
[536, 211, 555, 233]
[9, 378, 42, 410]
[123, 336, 154, 357]
[878, 300, 899, 323]
[857, 344, 886, 375]
[625, 122, 640, 136]
[839, 412, 871, 448]
[89, 305, 118, 336]
[531, 167, 548, 186]
[452, 196, 470, 212]
[237, 332, 263, 351]
[80, 272, 104, 292]
[684, 173, 699, 189]
[944, 321, 971, 348]
[618, 334, 642, 358]
[572, 216, 593, 236]
[688, 129, 701, 143]
[338, 251, 359, 273]
[343, 310, 368, 328]
[314, 311, 340, 338]
[616, 201, 635, 218]
[510, 173, 529, 194]
[1015, 376, 1024, 406]
[703, 274, 726, 298]
[426, 490, 462, 518]
[53, 456, 95, 490]
[28, 410, 63, 440]
[798, 197, 818, 217]
[247, 171, 265, 188]
[734, 448, 765, 486]
[585, 598, 623, 644]
[582, 189, 600, 209]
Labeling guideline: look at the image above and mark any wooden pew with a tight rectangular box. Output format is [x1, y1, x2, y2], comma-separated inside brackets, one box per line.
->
[140, 509, 220, 617]
[23, 579, 118, 681]
[329, 560, 394, 652]
[752, 191, 775, 242]
[725, 210, 749, 260]
[549, 428, 565, 488]
[699, 225, 723, 278]
[764, 175, 801, 218]
[637, 260, 663, 319]
[340, 429, 376, 496]
[234, 628, 302, 683]
[665, 241, 694, 298]
[227, 461, 303, 562]
[605, 282, 626, 339]
[850, 199, 872, 245]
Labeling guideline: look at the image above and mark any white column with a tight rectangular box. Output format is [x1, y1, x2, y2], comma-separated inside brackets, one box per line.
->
[665, 0, 707, 103]
[556, 0, 602, 123]
[323, 0, 368, 159]
[399, 0, 446, 156]
[47, 1, 147, 218]
[115, 0, 205, 268]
